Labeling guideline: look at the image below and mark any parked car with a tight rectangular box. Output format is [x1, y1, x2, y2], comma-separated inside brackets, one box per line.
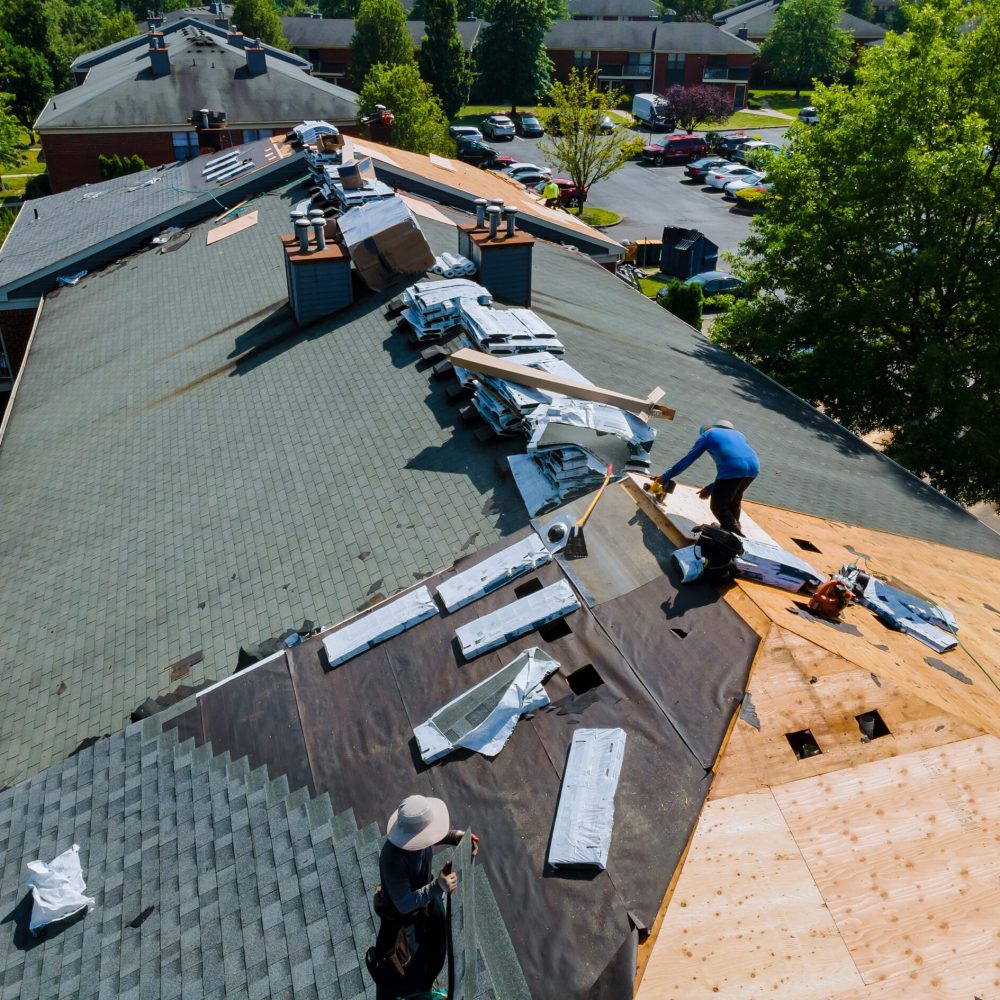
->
[597, 114, 616, 135]
[710, 131, 752, 156]
[503, 162, 552, 180]
[449, 125, 482, 143]
[685, 157, 730, 181]
[733, 140, 781, 164]
[510, 169, 552, 187]
[511, 112, 544, 137]
[683, 271, 746, 296]
[704, 163, 762, 189]
[798, 106, 819, 125]
[723, 174, 770, 200]
[456, 139, 516, 169]
[482, 114, 516, 140]
[641, 134, 707, 166]
[532, 177, 589, 208]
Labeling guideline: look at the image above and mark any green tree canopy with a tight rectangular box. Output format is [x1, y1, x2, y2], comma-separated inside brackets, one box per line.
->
[418, 0, 472, 119]
[844, 0, 874, 21]
[318, 0, 361, 15]
[713, 0, 1000, 507]
[474, 0, 553, 110]
[98, 152, 148, 180]
[537, 72, 642, 206]
[358, 62, 454, 155]
[351, 0, 414, 90]
[0, 36, 54, 127]
[231, 0, 290, 48]
[760, 0, 852, 97]
[0, 94, 26, 172]
[655, 0, 727, 21]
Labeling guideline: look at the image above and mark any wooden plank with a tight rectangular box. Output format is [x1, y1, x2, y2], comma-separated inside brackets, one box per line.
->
[710, 626, 984, 800]
[449, 347, 675, 419]
[773, 736, 1000, 994]
[634, 789, 868, 1000]
[206, 209, 259, 245]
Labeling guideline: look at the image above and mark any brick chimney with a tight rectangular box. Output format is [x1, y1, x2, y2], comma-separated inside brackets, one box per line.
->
[148, 34, 170, 77]
[462, 203, 534, 306]
[245, 37, 266, 76]
[228, 28, 245, 48]
[147, 11, 164, 30]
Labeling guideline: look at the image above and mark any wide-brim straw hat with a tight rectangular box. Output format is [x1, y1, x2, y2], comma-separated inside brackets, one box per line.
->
[387, 795, 450, 851]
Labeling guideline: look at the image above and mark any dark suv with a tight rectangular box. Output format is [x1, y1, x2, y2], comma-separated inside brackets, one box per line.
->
[640, 134, 707, 166]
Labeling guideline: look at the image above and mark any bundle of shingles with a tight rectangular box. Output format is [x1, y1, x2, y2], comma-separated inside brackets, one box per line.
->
[458, 300, 566, 357]
[401, 279, 493, 342]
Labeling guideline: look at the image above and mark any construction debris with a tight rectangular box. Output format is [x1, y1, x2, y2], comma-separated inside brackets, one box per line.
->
[855, 573, 958, 652]
[414, 647, 559, 763]
[734, 539, 826, 593]
[25, 845, 95, 934]
[455, 579, 579, 659]
[400, 278, 492, 342]
[548, 728, 626, 870]
[436, 533, 551, 612]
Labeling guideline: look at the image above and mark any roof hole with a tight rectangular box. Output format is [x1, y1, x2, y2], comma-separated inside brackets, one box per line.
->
[670, 627, 688, 639]
[855, 710, 890, 742]
[791, 537, 821, 553]
[514, 577, 544, 599]
[567, 664, 603, 695]
[786, 729, 822, 760]
[538, 617, 572, 642]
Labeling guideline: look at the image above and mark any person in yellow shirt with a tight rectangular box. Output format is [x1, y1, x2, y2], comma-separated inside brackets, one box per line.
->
[541, 179, 561, 208]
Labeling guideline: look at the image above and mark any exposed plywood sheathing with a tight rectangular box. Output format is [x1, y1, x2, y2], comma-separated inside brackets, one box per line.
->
[638, 737, 1000, 999]
[711, 626, 985, 799]
[205, 210, 258, 245]
[625, 475, 1000, 738]
[635, 789, 868, 1000]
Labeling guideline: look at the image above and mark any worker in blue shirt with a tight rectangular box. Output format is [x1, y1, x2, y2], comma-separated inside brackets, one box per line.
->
[656, 419, 760, 535]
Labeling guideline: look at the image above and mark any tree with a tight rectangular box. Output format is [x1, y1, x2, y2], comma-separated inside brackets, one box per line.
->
[713, 0, 1000, 507]
[0, 94, 25, 172]
[418, 0, 472, 120]
[537, 72, 643, 207]
[658, 279, 703, 328]
[760, 0, 852, 97]
[358, 62, 455, 156]
[318, 0, 361, 15]
[663, 84, 732, 133]
[95, 10, 138, 49]
[474, 0, 553, 110]
[351, 0, 414, 90]
[98, 153, 148, 180]
[231, 0, 289, 49]
[0, 37, 54, 127]
[655, 0, 727, 20]
[844, 0, 874, 21]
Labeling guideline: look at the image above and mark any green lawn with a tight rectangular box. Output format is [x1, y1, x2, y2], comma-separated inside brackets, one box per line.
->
[567, 205, 621, 227]
[637, 272, 674, 298]
[714, 110, 790, 130]
[750, 89, 814, 117]
[453, 104, 544, 127]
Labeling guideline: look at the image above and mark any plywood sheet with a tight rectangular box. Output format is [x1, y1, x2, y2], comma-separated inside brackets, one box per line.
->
[711, 626, 984, 799]
[206, 209, 258, 244]
[635, 789, 867, 1000]
[773, 735, 1000, 993]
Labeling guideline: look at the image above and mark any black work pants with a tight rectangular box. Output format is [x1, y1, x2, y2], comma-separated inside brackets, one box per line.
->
[710, 476, 755, 535]
[372, 902, 447, 999]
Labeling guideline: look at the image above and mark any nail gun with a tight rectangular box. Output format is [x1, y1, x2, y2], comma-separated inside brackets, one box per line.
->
[643, 477, 676, 502]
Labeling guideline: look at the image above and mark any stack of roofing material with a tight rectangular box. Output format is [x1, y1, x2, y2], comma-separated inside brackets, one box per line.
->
[291, 120, 338, 146]
[509, 446, 613, 516]
[400, 279, 493, 342]
[436, 533, 551, 612]
[322, 586, 438, 667]
[455, 579, 580, 659]
[548, 728, 627, 871]
[458, 300, 566, 357]
[734, 539, 826, 593]
[320, 167, 396, 211]
[857, 575, 959, 652]
[414, 647, 559, 763]
[430, 253, 476, 278]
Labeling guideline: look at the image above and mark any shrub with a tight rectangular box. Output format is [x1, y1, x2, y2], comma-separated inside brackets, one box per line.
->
[735, 187, 771, 208]
[658, 279, 703, 328]
[703, 293, 735, 312]
[98, 153, 148, 180]
[24, 173, 51, 199]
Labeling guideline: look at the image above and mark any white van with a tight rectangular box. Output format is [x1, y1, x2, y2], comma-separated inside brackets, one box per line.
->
[631, 93, 676, 132]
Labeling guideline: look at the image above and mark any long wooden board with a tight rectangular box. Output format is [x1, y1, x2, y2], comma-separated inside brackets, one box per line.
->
[448, 347, 675, 419]
[773, 735, 1000, 993]
[206, 209, 259, 245]
[635, 789, 868, 1000]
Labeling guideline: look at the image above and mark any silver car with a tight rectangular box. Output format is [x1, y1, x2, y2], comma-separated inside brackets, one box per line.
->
[482, 114, 516, 141]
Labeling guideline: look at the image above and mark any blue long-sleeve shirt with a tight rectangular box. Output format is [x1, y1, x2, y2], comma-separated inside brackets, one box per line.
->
[662, 427, 760, 482]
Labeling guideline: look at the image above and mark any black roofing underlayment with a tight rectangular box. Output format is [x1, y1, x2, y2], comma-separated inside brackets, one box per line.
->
[165, 521, 760, 998]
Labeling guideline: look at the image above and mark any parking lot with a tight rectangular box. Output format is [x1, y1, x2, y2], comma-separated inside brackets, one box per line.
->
[478, 126, 788, 259]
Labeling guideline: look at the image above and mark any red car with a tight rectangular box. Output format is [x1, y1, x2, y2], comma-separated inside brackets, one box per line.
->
[640, 134, 707, 166]
[533, 177, 589, 209]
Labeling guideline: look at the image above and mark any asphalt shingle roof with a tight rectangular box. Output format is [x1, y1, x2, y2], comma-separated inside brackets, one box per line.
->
[0, 707, 519, 999]
[0, 173, 996, 789]
[39, 23, 358, 131]
[280, 16, 484, 52]
[652, 21, 760, 53]
[718, 1, 886, 38]
[545, 19, 658, 50]
[567, 0, 659, 17]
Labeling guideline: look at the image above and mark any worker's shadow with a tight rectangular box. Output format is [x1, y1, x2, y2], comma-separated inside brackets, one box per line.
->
[2, 892, 88, 952]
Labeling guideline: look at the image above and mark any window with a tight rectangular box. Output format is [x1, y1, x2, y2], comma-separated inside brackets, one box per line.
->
[171, 131, 200, 161]
[666, 53, 685, 86]
[242, 129, 274, 142]
[573, 49, 592, 67]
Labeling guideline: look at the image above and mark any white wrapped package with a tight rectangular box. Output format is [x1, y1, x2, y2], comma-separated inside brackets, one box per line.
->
[25, 844, 95, 933]
[672, 544, 704, 583]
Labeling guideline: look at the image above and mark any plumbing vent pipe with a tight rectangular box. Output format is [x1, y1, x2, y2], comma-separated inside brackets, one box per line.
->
[309, 211, 327, 250]
[488, 198, 504, 212]
[487, 206, 501, 239]
[474, 198, 488, 228]
[295, 218, 312, 252]
[503, 206, 518, 237]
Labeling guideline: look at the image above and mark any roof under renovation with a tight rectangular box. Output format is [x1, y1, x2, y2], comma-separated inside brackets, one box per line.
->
[0, 137, 998, 999]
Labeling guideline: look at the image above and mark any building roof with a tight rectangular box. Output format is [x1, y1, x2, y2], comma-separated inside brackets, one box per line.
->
[652, 21, 759, 53]
[0, 137, 303, 301]
[0, 709, 520, 1000]
[718, 1, 887, 39]
[567, 0, 660, 18]
[39, 20, 358, 131]
[280, 15, 485, 52]
[545, 19, 658, 50]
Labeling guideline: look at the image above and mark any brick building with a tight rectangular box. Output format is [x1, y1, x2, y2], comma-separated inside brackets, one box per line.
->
[546, 20, 757, 105]
[36, 16, 358, 192]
